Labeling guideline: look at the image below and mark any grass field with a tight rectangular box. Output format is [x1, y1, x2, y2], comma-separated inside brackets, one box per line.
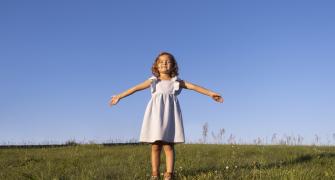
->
[1, 143, 334, 179]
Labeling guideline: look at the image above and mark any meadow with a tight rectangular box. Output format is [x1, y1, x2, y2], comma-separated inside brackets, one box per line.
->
[0, 143, 334, 179]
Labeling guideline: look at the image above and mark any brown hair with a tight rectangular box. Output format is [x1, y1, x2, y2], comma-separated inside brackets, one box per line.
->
[151, 52, 179, 78]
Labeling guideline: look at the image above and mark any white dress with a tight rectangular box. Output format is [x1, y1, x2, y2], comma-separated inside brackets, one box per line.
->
[139, 76, 185, 144]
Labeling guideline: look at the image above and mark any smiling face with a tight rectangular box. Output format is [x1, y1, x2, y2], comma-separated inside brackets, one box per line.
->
[151, 52, 179, 78]
[157, 54, 173, 74]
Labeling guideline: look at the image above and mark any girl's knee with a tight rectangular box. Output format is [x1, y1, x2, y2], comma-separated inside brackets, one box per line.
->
[163, 144, 174, 152]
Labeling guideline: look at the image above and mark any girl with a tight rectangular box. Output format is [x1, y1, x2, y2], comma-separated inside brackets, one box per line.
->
[109, 52, 223, 180]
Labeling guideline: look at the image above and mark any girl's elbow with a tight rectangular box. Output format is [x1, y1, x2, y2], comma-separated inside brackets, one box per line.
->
[133, 85, 148, 92]
[131, 87, 139, 93]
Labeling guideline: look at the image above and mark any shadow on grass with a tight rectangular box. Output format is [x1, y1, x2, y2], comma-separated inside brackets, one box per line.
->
[179, 152, 335, 177]
[241, 152, 335, 170]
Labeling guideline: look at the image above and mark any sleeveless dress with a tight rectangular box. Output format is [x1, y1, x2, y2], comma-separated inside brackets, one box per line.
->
[139, 76, 185, 144]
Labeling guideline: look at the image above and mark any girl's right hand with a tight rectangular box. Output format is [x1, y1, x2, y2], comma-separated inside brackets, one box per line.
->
[109, 95, 120, 106]
[210, 92, 224, 103]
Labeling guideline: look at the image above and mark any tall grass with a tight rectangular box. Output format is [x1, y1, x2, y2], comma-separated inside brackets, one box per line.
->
[1, 143, 335, 179]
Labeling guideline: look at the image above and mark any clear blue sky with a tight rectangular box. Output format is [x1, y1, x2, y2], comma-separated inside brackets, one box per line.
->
[1, 0, 335, 145]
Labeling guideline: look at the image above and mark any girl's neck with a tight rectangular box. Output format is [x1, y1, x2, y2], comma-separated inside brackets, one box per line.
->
[159, 74, 171, 80]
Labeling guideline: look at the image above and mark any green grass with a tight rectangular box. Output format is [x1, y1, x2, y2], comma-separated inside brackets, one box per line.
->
[1, 144, 335, 179]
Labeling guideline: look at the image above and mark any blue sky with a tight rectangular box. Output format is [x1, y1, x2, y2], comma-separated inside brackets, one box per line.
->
[1, 0, 335, 145]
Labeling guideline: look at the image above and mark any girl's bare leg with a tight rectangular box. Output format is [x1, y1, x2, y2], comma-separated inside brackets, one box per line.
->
[163, 142, 175, 173]
[151, 141, 162, 176]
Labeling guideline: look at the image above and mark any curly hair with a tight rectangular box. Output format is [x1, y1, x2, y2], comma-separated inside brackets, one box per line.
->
[151, 52, 179, 78]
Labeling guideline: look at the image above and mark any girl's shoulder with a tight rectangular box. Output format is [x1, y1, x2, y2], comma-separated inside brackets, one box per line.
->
[174, 77, 184, 84]
[148, 76, 157, 83]
[171, 76, 181, 81]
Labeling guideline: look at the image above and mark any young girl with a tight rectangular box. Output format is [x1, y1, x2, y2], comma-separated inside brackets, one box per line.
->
[109, 52, 223, 180]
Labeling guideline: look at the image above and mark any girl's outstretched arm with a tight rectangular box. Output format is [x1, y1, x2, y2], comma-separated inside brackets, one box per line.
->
[179, 80, 224, 103]
[109, 79, 152, 106]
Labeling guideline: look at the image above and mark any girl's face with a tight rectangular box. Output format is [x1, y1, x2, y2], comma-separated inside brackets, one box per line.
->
[157, 55, 173, 74]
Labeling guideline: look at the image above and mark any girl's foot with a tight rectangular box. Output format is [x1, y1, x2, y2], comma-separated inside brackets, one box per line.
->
[163, 172, 174, 180]
[150, 175, 159, 180]
[151, 171, 160, 180]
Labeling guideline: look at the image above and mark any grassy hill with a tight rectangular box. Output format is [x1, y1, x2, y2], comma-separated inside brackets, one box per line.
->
[1, 143, 334, 179]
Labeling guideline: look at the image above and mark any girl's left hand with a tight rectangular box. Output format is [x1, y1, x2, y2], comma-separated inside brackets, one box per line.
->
[211, 93, 224, 103]
[109, 95, 120, 106]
